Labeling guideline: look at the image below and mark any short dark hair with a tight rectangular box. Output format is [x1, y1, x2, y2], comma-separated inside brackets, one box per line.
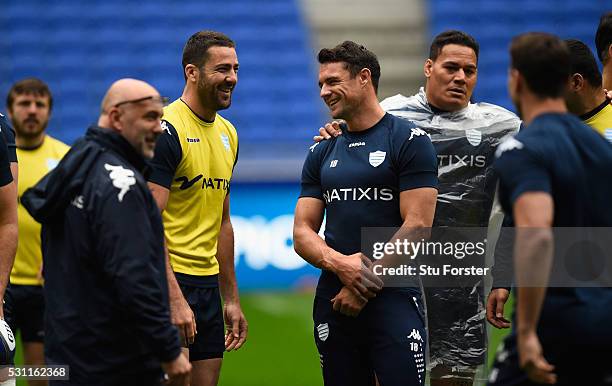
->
[510, 32, 571, 98]
[429, 30, 479, 62]
[318, 41, 381, 93]
[595, 12, 612, 63]
[182, 30, 235, 80]
[565, 39, 602, 88]
[7, 78, 53, 111]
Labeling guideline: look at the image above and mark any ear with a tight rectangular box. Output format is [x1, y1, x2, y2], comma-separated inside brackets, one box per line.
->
[108, 108, 123, 132]
[569, 73, 584, 92]
[508, 68, 520, 95]
[359, 68, 372, 88]
[184, 64, 199, 83]
[424, 59, 434, 78]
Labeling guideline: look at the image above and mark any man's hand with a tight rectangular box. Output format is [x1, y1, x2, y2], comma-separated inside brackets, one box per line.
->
[224, 301, 248, 351]
[314, 121, 344, 142]
[518, 331, 557, 384]
[170, 296, 196, 346]
[331, 286, 367, 317]
[332, 252, 383, 298]
[486, 288, 511, 329]
[162, 352, 192, 386]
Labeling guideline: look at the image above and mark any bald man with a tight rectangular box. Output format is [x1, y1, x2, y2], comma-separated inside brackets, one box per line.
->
[21, 79, 191, 386]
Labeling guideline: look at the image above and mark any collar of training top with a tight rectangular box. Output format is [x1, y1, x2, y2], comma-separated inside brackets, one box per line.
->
[86, 126, 149, 177]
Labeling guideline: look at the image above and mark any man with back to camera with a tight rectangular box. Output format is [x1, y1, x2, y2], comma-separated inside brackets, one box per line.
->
[489, 32, 612, 386]
[3, 78, 69, 385]
[293, 40, 439, 386]
[147, 30, 247, 386]
[21, 78, 191, 385]
[563, 39, 612, 141]
[316, 30, 521, 385]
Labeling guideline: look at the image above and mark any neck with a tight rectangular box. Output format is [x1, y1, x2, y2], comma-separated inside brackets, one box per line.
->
[519, 94, 567, 125]
[16, 133, 45, 149]
[603, 64, 612, 91]
[575, 86, 606, 116]
[344, 98, 386, 132]
[182, 85, 216, 122]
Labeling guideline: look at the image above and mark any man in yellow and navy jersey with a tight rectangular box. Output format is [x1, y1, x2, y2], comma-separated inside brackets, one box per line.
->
[148, 31, 246, 386]
[565, 39, 612, 142]
[5, 78, 69, 385]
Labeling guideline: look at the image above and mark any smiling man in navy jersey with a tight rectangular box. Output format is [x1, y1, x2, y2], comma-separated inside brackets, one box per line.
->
[489, 33, 612, 386]
[293, 41, 438, 386]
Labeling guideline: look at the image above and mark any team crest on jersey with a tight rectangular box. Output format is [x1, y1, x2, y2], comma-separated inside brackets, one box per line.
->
[495, 137, 524, 158]
[605, 128, 612, 144]
[465, 128, 482, 146]
[369, 151, 386, 167]
[46, 158, 60, 170]
[317, 323, 329, 341]
[104, 164, 136, 202]
[220, 133, 230, 150]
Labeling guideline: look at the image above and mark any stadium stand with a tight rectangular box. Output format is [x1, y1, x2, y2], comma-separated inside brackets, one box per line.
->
[0, 0, 324, 181]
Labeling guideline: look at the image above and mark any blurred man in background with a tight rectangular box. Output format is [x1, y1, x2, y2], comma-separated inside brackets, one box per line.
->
[490, 32, 612, 386]
[564, 39, 612, 140]
[317, 30, 520, 385]
[148, 31, 247, 386]
[294, 40, 438, 386]
[596, 12, 612, 91]
[22, 78, 190, 386]
[3, 78, 69, 386]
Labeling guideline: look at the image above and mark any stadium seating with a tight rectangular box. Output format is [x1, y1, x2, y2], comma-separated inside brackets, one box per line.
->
[0, 0, 323, 146]
[428, 0, 610, 111]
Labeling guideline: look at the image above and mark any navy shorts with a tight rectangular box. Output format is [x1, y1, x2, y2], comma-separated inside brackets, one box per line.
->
[4, 284, 45, 343]
[488, 333, 612, 386]
[313, 289, 426, 386]
[176, 273, 225, 361]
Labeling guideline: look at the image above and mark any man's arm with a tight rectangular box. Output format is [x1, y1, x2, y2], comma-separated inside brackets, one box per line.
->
[217, 194, 247, 351]
[0, 181, 17, 318]
[513, 192, 556, 384]
[148, 181, 196, 346]
[293, 197, 382, 299]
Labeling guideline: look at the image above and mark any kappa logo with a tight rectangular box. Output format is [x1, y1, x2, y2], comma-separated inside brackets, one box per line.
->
[407, 328, 423, 342]
[161, 121, 171, 135]
[495, 137, 524, 158]
[309, 142, 320, 152]
[465, 128, 482, 146]
[104, 164, 136, 202]
[348, 142, 365, 148]
[408, 127, 431, 141]
[369, 151, 386, 167]
[220, 133, 230, 150]
[317, 323, 329, 341]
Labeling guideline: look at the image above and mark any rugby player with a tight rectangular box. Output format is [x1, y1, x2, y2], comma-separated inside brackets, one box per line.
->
[148, 31, 247, 386]
[316, 30, 521, 385]
[489, 32, 612, 386]
[3, 79, 69, 385]
[564, 39, 612, 139]
[294, 41, 438, 386]
[596, 12, 612, 91]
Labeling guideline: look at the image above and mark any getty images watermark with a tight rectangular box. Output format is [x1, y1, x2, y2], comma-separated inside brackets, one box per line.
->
[361, 227, 612, 288]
